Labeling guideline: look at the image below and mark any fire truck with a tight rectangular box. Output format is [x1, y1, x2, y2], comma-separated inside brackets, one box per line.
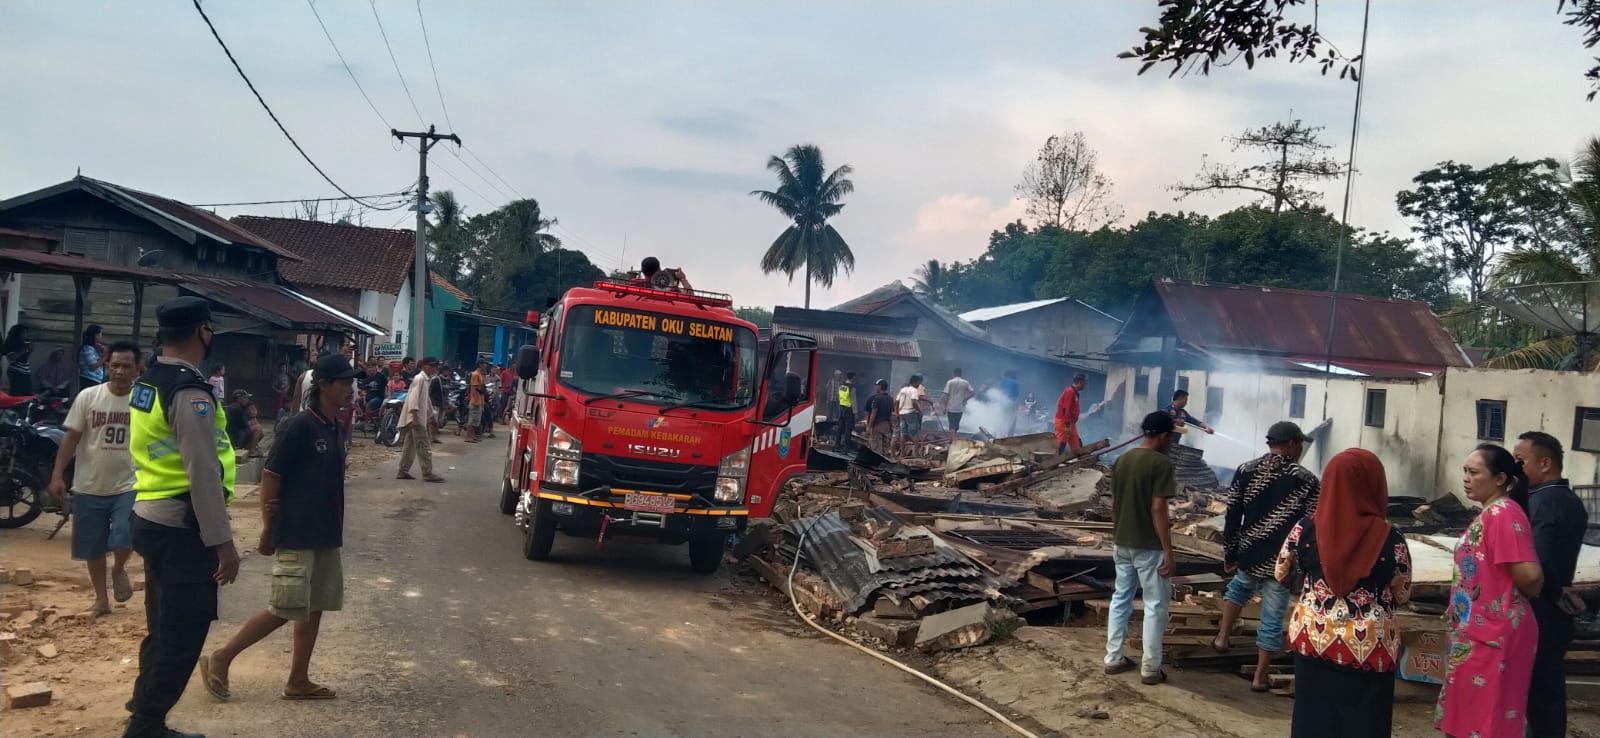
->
[497, 272, 817, 573]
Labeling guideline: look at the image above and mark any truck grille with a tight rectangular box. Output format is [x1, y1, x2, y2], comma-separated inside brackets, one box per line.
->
[578, 453, 717, 496]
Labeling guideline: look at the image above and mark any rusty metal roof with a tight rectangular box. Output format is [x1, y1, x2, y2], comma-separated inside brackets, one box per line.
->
[773, 306, 921, 360]
[179, 276, 383, 335]
[1114, 279, 1468, 370]
[794, 328, 921, 361]
[0, 248, 181, 283]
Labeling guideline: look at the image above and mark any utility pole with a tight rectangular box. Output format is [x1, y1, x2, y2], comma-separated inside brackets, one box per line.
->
[392, 125, 461, 360]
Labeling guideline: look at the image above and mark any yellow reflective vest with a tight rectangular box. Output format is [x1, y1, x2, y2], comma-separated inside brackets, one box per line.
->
[129, 361, 235, 503]
[837, 383, 854, 409]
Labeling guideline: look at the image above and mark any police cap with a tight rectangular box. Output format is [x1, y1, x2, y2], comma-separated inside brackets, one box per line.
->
[155, 297, 212, 329]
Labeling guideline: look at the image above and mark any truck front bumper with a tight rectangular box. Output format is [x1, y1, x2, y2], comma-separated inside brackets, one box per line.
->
[534, 488, 747, 543]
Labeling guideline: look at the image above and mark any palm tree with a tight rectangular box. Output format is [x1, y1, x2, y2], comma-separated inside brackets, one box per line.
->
[1486, 136, 1600, 370]
[750, 145, 856, 308]
[427, 190, 468, 282]
[911, 259, 946, 298]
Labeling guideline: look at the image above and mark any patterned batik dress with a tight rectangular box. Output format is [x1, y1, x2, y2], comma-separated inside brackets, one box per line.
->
[1435, 497, 1540, 738]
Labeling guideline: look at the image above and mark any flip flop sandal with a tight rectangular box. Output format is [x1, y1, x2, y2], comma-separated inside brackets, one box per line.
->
[112, 570, 134, 603]
[199, 655, 230, 702]
[1211, 636, 1230, 654]
[1251, 683, 1272, 693]
[281, 685, 337, 701]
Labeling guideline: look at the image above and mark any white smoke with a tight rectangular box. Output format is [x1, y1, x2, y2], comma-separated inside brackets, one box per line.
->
[956, 387, 1050, 438]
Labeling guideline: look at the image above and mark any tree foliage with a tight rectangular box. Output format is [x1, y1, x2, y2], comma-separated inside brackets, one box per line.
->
[426, 192, 601, 313]
[1482, 136, 1600, 369]
[1015, 131, 1122, 230]
[750, 144, 856, 308]
[1174, 119, 1344, 213]
[1395, 158, 1566, 302]
[734, 306, 774, 328]
[1121, 0, 1600, 100]
[924, 205, 1447, 318]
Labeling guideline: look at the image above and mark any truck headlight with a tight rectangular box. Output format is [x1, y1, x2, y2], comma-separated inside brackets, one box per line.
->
[547, 458, 580, 486]
[714, 447, 749, 503]
[549, 425, 580, 456]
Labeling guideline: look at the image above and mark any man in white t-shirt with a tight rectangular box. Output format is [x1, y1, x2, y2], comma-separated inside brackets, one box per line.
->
[48, 340, 141, 617]
[893, 374, 928, 456]
[207, 364, 227, 401]
[942, 368, 975, 443]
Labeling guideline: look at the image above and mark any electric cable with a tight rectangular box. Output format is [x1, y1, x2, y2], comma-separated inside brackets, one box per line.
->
[415, 0, 454, 133]
[368, 0, 427, 125]
[190, 0, 395, 209]
[192, 191, 411, 208]
[307, 0, 393, 130]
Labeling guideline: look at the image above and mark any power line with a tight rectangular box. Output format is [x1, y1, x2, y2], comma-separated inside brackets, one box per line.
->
[414, 0, 454, 132]
[190, 0, 393, 209]
[192, 191, 412, 207]
[369, 0, 427, 125]
[306, 0, 392, 130]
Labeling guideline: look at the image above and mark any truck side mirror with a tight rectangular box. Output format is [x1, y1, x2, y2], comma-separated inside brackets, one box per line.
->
[515, 345, 541, 381]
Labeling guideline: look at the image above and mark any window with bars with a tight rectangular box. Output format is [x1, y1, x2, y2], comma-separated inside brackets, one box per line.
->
[1476, 400, 1507, 442]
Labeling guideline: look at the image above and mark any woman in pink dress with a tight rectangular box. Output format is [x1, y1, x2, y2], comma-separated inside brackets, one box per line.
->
[1436, 443, 1545, 738]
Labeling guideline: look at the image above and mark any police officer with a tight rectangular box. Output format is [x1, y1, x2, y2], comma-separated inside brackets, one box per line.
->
[124, 297, 238, 738]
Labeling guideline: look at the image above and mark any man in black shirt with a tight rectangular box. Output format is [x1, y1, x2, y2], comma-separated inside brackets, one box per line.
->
[1515, 430, 1588, 738]
[863, 379, 896, 453]
[201, 354, 358, 703]
[224, 390, 260, 457]
[1213, 421, 1320, 692]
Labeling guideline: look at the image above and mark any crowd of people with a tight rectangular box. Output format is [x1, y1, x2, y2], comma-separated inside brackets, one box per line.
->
[1102, 408, 1589, 738]
[829, 366, 1053, 455]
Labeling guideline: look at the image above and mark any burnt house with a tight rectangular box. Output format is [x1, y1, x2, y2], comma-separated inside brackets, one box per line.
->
[771, 306, 919, 414]
[832, 282, 1104, 422]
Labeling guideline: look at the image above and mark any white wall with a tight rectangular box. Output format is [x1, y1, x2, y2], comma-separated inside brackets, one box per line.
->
[358, 289, 397, 333]
[1108, 361, 1600, 502]
[390, 280, 411, 344]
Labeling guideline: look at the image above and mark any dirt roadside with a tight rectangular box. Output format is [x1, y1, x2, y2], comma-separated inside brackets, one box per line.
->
[928, 625, 1600, 738]
[0, 441, 396, 737]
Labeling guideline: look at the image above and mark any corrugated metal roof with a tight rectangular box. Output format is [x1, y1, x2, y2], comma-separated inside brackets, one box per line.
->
[958, 298, 1069, 323]
[0, 248, 181, 283]
[782, 327, 921, 360]
[1114, 279, 1468, 370]
[180, 276, 383, 335]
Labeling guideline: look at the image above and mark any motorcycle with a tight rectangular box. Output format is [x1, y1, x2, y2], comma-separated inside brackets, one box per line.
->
[0, 396, 70, 529]
[445, 376, 468, 433]
[374, 389, 407, 447]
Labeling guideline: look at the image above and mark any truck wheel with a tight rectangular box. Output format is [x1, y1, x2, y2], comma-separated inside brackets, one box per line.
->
[688, 534, 725, 575]
[522, 499, 556, 561]
[498, 476, 516, 516]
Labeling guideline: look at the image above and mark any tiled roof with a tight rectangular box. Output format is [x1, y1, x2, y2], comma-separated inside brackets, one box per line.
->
[232, 216, 415, 294]
[431, 271, 470, 303]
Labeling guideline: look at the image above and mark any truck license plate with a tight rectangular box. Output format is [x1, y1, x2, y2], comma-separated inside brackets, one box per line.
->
[623, 493, 676, 514]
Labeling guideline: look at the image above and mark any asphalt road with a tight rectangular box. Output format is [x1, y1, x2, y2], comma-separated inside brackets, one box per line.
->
[180, 436, 1008, 738]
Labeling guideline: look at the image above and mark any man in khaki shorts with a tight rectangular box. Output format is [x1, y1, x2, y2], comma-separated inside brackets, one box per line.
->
[201, 353, 358, 702]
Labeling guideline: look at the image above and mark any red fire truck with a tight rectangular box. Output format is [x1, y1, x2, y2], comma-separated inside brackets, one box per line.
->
[497, 275, 817, 573]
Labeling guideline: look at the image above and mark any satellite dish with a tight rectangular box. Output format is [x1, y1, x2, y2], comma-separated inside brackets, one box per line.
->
[136, 249, 166, 268]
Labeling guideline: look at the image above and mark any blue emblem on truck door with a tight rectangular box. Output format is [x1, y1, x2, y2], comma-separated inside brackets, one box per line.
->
[777, 427, 792, 459]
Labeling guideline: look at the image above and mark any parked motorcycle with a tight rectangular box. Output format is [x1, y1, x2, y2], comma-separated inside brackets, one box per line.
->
[0, 396, 70, 529]
[445, 376, 468, 433]
[374, 389, 407, 447]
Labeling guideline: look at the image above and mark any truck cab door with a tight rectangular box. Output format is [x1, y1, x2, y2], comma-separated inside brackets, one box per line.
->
[746, 333, 818, 517]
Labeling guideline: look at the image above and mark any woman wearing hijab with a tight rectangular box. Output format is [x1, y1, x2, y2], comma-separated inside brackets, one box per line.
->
[1436, 444, 1544, 738]
[1274, 448, 1412, 738]
[38, 348, 73, 395]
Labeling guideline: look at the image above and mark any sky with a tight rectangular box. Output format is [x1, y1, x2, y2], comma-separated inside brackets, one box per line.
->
[2, 1, 1596, 310]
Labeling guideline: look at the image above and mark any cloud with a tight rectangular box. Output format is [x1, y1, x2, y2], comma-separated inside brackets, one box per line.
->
[912, 193, 1025, 236]
[655, 109, 756, 141]
[617, 166, 767, 192]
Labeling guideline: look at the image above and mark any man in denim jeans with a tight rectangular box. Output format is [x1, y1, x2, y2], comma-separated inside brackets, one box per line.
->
[1105, 411, 1178, 685]
[1212, 420, 1319, 692]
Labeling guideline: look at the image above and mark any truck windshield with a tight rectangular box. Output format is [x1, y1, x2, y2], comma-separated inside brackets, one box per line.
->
[556, 305, 758, 410]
